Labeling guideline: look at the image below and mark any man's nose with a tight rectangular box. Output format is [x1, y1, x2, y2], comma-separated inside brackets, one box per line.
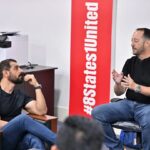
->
[131, 43, 134, 47]
[19, 67, 23, 73]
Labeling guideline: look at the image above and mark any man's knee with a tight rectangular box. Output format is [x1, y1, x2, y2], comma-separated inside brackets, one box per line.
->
[92, 105, 103, 118]
[13, 114, 31, 124]
[91, 106, 98, 118]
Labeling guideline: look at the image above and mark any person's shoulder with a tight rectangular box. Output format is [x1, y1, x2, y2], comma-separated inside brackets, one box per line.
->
[127, 56, 137, 61]
[126, 56, 137, 63]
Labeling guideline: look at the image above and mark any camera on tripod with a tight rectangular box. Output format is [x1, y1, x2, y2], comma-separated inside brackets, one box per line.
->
[0, 34, 11, 48]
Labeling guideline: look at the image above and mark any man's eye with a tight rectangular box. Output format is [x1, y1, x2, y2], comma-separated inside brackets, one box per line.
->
[134, 39, 139, 42]
[15, 66, 19, 70]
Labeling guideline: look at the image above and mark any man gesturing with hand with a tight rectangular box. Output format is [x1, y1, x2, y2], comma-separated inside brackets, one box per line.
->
[92, 28, 150, 150]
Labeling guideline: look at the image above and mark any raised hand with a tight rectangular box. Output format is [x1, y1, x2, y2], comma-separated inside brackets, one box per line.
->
[112, 69, 123, 84]
[121, 74, 136, 90]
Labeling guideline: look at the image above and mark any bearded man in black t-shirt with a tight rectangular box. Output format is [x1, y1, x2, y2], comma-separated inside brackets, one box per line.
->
[92, 28, 150, 150]
[0, 59, 55, 150]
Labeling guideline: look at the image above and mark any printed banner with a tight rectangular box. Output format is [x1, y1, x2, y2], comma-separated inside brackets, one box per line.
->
[69, 0, 113, 117]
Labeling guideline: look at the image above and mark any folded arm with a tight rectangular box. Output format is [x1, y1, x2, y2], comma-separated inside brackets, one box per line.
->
[24, 74, 47, 115]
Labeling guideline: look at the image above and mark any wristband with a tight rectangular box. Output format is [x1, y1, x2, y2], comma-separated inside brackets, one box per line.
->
[135, 84, 141, 93]
[34, 84, 42, 89]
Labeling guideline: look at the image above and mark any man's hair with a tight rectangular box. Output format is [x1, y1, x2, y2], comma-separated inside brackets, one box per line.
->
[0, 59, 17, 81]
[136, 28, 150, 39]
[56, 116, 103, 150]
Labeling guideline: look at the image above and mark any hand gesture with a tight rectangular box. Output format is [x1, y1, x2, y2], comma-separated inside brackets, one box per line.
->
[121, 74, 136, 90]
[112, 69, 123, 84]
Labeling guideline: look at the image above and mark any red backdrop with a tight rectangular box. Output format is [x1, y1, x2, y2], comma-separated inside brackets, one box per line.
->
[69, 0, 113, 117]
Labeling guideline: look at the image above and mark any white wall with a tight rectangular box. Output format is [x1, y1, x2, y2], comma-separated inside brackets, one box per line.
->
[115, 0, 150, 71]
[0, 0, 150, 120]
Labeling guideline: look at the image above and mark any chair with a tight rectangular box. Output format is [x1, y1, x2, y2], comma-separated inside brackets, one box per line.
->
[111, 98, 142, 150]
[0, 131, 2, 150]
[0, 114, 58, 150]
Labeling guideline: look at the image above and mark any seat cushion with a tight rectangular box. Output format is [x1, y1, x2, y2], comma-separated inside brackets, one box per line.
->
[112, 121, 141, 132]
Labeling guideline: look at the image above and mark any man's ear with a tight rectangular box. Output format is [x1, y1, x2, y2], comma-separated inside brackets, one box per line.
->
[2, 70, 9, 78]
[145, 39, 150, 47]
[51, 145, 59, 150]
[148, 40, 150, 46]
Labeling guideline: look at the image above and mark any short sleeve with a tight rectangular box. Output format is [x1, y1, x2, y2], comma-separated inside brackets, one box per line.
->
[14, 89, 34, 108]
[0, 89, 34, 121]
[22, 93, 34, 107]
[122, 58, 132, 76]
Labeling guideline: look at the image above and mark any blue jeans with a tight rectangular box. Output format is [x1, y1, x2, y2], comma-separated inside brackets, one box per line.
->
[92, 99, 150, 150]
[2, 114, 56, 150]
[17, 133, 45, 150]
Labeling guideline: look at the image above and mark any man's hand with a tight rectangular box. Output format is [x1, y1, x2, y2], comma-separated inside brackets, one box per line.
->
[0, 120, 8, 129]
[121, 74, 136, 90]
[112, 69, 126, 96]
[112, 69, 123, 84]
[24, 74, 39, 87]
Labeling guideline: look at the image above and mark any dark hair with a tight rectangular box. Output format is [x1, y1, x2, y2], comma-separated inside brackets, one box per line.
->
[136, 28, 150, 39]
[0, 59, 17, 81]
[56, 116, 103, 150]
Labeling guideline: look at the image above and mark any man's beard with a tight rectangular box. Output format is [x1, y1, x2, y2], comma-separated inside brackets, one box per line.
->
[8, 73, 25, 84]
[132, 42, 145, 56]
[132, 47, 144, 56]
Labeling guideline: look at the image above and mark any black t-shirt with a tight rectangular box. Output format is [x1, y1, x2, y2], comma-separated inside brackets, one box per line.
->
[122, 56, 150, 104]
[0, 87, 33, 121]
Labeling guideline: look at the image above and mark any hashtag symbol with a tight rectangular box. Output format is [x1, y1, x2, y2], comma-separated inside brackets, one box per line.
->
[84, 105, 93, 115]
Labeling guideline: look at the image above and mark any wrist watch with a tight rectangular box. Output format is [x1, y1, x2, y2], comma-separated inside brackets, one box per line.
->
[34, 84, 42, 90]
[135, 84, 141, 93]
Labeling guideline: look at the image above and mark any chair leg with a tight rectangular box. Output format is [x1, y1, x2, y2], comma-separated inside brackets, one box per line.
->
[0, 131, 2, 150]
[136, 132, 141, 144]
[49, 118, 57, 133]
